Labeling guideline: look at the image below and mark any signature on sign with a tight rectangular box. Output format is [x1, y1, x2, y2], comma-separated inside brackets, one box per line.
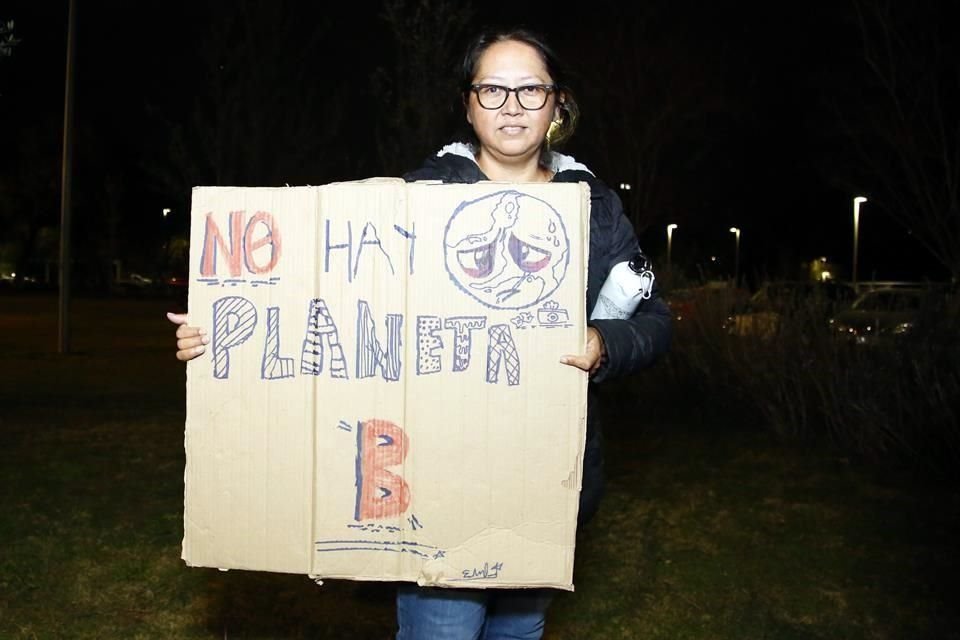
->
[458, 561, 504, 581]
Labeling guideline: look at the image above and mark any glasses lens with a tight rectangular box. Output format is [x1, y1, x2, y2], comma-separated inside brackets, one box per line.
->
[517, 86, 548, 110]
[476, 85, 506, 109]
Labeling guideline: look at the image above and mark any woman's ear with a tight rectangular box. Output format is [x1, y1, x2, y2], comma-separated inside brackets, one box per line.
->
[464, 94, 473, 126]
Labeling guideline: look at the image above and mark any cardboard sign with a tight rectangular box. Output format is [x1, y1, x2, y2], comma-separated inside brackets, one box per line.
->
[182, 179, 590, 590]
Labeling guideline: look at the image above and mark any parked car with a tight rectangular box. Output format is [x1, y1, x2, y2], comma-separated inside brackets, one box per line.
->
[725, 280, 857, 338]
[664, 284, 746, 329]
[111, 272, 160, 297]
[163, 273, 189, 307]
[829, 287, 928, 345]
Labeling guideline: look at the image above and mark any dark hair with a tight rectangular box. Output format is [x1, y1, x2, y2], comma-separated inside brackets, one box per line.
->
[459, 27, 580, 151]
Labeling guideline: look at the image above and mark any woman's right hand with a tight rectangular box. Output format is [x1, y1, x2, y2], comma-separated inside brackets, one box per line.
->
[167, 312, 209, 361]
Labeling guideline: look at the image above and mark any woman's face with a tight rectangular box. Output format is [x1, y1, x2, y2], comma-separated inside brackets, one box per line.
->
[466, 40, 559, 168]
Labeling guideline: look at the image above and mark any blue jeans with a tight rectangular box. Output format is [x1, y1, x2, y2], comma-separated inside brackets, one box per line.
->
[395, 585, 554, 640]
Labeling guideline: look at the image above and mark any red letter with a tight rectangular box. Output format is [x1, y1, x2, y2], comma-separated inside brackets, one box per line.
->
[244, 211, 281, 274]
[200, 211, 244, 277]
[355, 419, 410, 521]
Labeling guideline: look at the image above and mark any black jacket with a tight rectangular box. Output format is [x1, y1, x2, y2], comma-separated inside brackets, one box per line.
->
[405, 147, 672, 524]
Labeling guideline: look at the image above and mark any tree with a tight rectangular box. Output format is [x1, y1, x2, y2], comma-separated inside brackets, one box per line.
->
[71, 124, 129, 287]
[373, 0, 475, 177]
[565, 4, 733, 235]
[0, 19, 18, 58]
[0, 18, 19, 99]
[144, 0, 350, 210]
[840, 1, 960, 279]
[138, 0, 354, 284]
[0, 119, 60, 284]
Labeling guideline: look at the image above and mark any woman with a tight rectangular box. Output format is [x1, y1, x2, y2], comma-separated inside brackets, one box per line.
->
[170, 26, 671, 640]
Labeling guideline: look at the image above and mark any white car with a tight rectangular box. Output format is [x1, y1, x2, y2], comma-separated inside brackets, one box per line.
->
[725, 281, 856, 338]
[829, 288, 926, 345]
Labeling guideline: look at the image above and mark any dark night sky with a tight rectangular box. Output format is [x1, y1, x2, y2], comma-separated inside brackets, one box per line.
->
[1, 0, 952, 284]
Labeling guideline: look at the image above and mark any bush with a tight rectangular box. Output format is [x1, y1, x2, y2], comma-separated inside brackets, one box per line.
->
[663, 286, 960, 478]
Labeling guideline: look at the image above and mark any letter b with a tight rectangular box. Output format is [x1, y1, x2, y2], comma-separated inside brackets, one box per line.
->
[355, 419, 411, 521]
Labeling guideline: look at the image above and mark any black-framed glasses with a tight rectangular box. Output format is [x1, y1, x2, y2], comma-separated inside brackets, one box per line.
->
[470, 84, 557, 110]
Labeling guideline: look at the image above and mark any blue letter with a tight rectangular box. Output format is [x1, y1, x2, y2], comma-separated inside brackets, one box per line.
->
[261, 306, 294, 380]
[394, 223, 416, 275]
[486, 324, 520, 386]
[300, 298, 349, 379]
[354, 222, 395, 278]
[325, 219, 353, 282]
[416, 316, 443, 375]
[356, 300, 403, 381]
[212, 296, 257, 379]
[444, 316, 486, 372]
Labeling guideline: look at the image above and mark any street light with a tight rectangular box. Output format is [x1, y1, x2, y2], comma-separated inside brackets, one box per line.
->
[729, 227, 741, 286]
[666, 224, 678, 270]
[162, 208, 171, 217]
[852, 196, 867, 291]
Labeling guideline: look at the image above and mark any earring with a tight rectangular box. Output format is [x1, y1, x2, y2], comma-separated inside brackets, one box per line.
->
[546, 119, 562, 145]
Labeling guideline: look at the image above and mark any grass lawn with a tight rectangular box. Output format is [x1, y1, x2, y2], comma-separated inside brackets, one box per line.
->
[1, 294, 957, 639]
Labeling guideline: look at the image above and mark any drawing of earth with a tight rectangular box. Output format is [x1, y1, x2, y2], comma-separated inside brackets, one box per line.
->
[443, 190, 570, 309]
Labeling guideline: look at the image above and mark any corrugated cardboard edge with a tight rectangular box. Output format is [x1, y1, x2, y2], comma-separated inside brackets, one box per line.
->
[181, 181, 593, 591]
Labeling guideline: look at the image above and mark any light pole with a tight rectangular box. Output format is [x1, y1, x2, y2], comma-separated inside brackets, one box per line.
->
[729, 227, 741, 287]
[619, 183, 632, 219]
[666, 224, 677, 271]
[161, 208, 172, 273]
[852, 196, 867, 291]
[58, 0, 77, 354]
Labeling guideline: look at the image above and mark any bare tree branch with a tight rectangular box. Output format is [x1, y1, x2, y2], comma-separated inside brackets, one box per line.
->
[842, 1, 960, 278]
[374, 0, 475, 176]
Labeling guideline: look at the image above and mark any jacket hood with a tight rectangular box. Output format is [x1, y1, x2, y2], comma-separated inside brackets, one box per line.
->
[435, 142, 595, 176]
[403, 142, 598, 185]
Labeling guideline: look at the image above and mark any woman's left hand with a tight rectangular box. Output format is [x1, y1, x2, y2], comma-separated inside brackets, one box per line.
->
[560, 326, 606, 376]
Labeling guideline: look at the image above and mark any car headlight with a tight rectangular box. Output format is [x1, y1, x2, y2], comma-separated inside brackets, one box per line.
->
[833, 322, 851, 334]
[891, 321, 914, 335]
